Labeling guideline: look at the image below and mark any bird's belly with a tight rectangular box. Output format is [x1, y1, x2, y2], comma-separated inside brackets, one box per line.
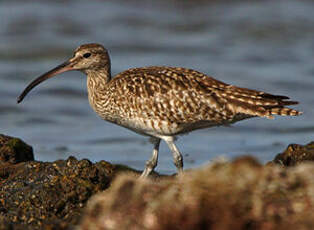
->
[101, 115, 223, 137]
[101, 116, 180, 137]
[119, 118, 180, 136]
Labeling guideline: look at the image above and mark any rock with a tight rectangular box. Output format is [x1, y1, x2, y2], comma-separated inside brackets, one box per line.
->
[0, 134, 34, 165]
[0, 134, 146, 230]
[271, 141, 314, 166]
[78, 156, 314, 230]
[0, 153, 141, 230]
[1, 134, 314, 230]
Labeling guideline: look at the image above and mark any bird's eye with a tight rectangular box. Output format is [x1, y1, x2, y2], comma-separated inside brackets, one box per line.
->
[83, 53, 91, 58]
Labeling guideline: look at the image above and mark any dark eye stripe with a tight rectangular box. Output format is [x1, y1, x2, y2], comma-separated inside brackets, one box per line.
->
[83, 53, 91, 58]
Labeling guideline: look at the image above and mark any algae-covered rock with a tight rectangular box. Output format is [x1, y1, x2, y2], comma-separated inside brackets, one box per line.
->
[1, 134, 314, 230]
[0, 134, 145, 230]
[0, 134, 34, 165]
[0, 133, 143, 230]
[78, 156, 314, 230]
[271, 141, 314, 166]
[0, 156, 113, 230]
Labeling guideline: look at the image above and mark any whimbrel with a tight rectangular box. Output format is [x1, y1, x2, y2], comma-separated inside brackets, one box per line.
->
[17, 43, 302, 177]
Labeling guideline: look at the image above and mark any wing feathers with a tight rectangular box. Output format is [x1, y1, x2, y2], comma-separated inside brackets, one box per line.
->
[215, 85, 302, 119]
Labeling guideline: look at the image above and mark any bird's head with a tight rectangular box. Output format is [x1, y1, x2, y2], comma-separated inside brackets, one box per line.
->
[71, 43, 110, 73]
[17, 43, 110, 103]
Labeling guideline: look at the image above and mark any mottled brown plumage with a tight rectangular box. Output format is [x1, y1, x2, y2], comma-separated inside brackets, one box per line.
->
[17, 43, 302, 177]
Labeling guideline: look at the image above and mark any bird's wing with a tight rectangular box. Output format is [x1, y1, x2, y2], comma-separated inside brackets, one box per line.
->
[112, 66, 301, 123]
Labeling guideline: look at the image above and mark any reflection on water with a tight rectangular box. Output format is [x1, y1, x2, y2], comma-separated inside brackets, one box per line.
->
[1, 0, 314, 174]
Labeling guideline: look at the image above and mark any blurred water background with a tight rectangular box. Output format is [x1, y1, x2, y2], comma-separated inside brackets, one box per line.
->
[0, 0, 313, 174]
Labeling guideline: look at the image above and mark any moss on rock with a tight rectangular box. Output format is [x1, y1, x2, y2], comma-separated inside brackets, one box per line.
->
[0, 134, 34, 165]
[78, 156, 314, 230]
[1, 134, 314, 230]
[271, 141, 314, 166]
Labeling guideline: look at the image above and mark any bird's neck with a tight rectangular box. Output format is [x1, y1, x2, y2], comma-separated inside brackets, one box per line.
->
[86, 67, 112, 113]
[86, 66, 111, 90]
[86, 65, 111, 84]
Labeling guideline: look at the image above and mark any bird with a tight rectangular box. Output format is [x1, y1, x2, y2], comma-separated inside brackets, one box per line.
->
[17, 43, 302, 177]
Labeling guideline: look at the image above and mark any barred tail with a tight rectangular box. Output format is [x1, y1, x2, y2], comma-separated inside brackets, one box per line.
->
[214, 84, 303, 119]
[265, 97, 302, 118]
[269, 107, 302, 117]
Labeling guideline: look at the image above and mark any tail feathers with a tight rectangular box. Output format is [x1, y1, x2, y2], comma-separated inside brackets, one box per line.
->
[214, 85, 302, 119]
[264, 98, 302, 118]
[268, 107, 302, 118]
[224, 96, 302, 119]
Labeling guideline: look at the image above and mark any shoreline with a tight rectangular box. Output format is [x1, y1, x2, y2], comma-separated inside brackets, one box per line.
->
[0, 134, 313, 230]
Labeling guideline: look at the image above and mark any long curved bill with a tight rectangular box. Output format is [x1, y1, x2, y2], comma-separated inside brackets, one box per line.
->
[17, 60, 74, 103]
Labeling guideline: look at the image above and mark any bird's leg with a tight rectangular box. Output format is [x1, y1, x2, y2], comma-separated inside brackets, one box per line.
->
[164, 137, 184, 173]
[140, 138, 161, 178]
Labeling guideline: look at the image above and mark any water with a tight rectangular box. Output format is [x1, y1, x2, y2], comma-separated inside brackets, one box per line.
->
[1, 0, 314, 174]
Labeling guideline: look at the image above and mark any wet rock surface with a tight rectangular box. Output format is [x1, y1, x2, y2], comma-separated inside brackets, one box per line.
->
[1, 134, 314, 230]
[271, 141, 314, 166]
[0, 158, 114, 230]
[78, 157, 314, 230]
[0, 134, 34, 165]
[0, 135, 138, 230]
